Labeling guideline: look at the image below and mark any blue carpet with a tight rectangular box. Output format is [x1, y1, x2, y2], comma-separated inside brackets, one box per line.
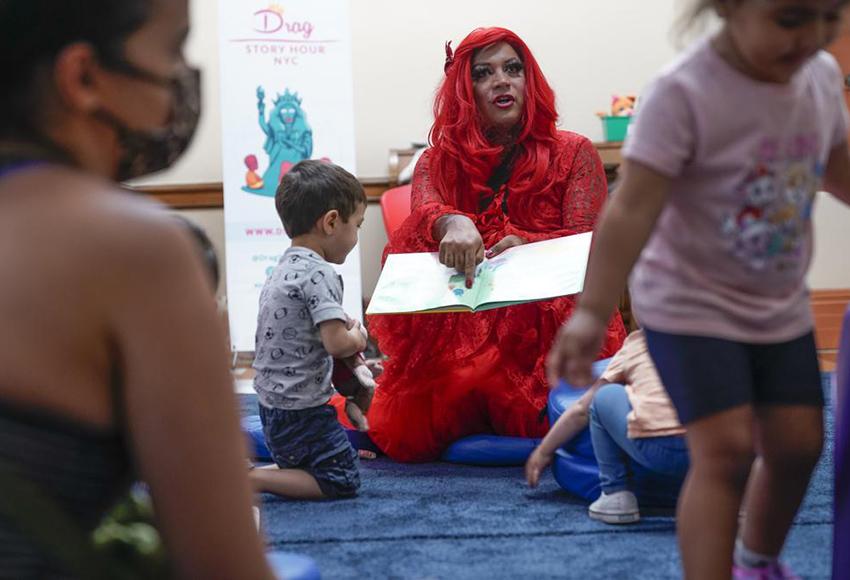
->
[242, 375, 834, 579]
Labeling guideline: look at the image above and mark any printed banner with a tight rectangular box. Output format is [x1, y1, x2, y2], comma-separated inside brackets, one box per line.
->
[218, 0, 361, 351]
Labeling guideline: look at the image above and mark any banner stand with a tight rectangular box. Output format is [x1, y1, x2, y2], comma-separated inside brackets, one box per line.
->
[218, 0, 361, 354]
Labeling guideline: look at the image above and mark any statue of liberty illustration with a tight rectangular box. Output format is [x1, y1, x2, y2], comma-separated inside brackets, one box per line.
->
[243, 86, 313, 196]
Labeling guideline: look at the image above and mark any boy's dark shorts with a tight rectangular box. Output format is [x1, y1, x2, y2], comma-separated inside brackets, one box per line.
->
[643, 328, 824, 425]
[259, 403, 360, 498]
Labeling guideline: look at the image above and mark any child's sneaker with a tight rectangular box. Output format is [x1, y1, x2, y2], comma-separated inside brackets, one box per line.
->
[732, 562, 801, 580]
[588, 490, 640, 524]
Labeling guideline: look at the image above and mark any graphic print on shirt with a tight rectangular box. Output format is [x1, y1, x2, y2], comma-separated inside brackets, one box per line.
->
[253, 250, 345, 410]
[722, 133, 822, 272]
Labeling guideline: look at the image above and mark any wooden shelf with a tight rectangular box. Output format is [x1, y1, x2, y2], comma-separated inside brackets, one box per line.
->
[389, 142, 625, 187]
[133, 179, 390, 209]
[132, 182, 223, 209]
[593, 141, 624, 166]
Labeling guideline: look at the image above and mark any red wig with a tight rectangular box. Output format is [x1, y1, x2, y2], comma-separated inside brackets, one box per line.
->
[429, 27, 560, 213]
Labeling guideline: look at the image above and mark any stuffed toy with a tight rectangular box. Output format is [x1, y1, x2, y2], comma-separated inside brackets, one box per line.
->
[597, 94, 637, 118]
[611, 94, 636, 116]
[332, 316, 377, 431]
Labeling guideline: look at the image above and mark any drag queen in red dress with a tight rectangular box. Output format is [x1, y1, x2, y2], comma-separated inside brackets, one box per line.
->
[339, 27, 626, 461]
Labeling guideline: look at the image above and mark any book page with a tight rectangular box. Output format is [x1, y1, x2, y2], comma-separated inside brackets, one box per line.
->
[366, 233, 592, 315]
[476, 233, 592, 308]
[366, 252, 480, 314]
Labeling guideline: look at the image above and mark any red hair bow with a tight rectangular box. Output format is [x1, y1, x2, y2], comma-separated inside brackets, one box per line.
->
[444, 41, 454, 74]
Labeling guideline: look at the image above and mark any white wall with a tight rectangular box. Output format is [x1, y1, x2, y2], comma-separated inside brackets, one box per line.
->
[358, 204, 389, 297]
[165, 0, 850, 294]
[810, 193, 850, 288]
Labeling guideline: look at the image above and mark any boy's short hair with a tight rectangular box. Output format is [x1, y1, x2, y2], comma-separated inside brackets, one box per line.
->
[275, 160, 367, 237]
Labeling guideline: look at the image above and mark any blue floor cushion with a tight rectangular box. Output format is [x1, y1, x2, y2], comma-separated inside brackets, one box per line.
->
[243, 414, 272, 461]
[442, 434, 542, 466]
[441, 359, 614, 466]
[266, 551, 321, 580]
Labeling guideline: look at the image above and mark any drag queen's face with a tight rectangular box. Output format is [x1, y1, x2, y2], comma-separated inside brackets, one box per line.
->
[470, 41, 526, 134]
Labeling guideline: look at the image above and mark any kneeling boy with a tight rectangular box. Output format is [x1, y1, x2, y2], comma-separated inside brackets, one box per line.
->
[250, 160, 368, 499]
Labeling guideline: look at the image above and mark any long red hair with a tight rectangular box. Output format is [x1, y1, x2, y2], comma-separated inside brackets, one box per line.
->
[429, 27, 560, 213]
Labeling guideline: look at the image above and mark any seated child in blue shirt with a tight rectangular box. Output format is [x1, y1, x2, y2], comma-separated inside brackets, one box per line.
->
[249, 160, 369, 499]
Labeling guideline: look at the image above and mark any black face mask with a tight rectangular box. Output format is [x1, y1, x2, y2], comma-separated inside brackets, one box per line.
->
[94, 63, 201, 182]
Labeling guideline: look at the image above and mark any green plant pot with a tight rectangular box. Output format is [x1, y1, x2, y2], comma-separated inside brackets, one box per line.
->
[600, 116, 632, 142]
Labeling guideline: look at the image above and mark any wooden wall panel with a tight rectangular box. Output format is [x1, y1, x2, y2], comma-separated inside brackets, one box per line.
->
[812, 289, 850, 351]
[132, 182, 223, 209]
[133, 179, 388, 209]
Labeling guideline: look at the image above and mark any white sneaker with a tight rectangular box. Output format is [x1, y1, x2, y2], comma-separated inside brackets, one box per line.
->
[588, 490, 640, 524]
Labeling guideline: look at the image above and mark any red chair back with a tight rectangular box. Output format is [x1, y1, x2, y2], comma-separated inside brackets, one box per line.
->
[380, 185, 412, 238]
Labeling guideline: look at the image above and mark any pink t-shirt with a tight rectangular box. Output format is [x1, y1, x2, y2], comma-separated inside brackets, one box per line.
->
[624, 38, 849, 343]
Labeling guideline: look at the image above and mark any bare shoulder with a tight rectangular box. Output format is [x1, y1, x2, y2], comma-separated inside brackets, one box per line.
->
[20, 168, 198, 279]
[81, 175, 186, 246]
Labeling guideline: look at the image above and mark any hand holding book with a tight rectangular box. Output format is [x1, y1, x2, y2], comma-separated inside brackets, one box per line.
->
[486, 234, 526, 259]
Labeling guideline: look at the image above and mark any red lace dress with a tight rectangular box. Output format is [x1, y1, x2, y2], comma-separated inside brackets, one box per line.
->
[336, 131, 626, 462]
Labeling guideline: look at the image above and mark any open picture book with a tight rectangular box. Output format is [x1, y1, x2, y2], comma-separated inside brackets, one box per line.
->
[366, 232, 592, 315]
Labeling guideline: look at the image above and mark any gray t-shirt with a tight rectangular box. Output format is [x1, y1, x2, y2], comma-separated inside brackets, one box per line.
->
[252, 247, 346, 410]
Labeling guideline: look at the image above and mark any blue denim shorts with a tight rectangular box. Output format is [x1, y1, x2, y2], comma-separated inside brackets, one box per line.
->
[644, 328, 824, 425]
[259, 403, 360, 498]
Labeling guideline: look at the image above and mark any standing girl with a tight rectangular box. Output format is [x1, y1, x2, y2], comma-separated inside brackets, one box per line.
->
[547, 1, 850, 578]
